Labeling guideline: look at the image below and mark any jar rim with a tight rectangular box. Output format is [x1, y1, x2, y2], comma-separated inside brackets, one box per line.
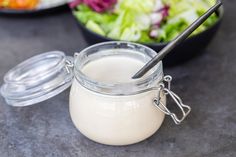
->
[73, 41, 163, 96]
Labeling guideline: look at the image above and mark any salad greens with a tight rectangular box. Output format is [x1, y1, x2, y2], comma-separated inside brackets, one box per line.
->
[73, 0, 219, 43]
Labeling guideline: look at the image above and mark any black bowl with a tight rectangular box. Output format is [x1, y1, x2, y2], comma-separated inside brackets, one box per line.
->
[75, 6, 224, 66]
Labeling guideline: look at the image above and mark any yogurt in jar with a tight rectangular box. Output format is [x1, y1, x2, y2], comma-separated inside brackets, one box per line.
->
[69, 50, 166, 146]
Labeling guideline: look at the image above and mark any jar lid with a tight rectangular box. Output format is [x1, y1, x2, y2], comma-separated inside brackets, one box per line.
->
[0, 51, 74, 107]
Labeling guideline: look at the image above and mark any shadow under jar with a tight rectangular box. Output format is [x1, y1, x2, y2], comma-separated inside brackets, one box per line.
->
[1, 41, 191, 146]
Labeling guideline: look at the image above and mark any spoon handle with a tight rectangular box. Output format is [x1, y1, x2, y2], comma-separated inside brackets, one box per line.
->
[132, 0, 222, 79]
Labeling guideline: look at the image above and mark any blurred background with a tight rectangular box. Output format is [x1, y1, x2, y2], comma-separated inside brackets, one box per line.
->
[0, 0, 235, 157]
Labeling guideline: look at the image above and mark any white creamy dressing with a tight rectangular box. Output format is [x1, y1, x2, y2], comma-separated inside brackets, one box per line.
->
[81, 55, 146, 83]
[69, 55, 165, 145]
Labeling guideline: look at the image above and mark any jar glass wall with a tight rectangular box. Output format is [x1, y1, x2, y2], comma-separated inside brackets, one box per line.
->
[69, 42, 166, 145]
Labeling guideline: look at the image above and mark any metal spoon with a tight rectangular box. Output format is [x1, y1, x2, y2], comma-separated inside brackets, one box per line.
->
[132, 0, 223, 79]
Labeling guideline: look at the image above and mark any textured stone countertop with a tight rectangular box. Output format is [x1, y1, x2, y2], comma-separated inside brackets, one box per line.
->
[0, 1, 235, 157]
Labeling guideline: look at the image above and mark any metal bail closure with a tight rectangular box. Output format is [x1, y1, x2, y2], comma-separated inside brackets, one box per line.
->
[0, 51, 74, 107]
[154, 75, 191, 125]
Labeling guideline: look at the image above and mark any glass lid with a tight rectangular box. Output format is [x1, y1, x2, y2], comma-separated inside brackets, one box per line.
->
[0, 51, 74, 107]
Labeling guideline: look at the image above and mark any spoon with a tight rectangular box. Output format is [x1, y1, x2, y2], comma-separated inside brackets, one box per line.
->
[132, 0, 222, 79]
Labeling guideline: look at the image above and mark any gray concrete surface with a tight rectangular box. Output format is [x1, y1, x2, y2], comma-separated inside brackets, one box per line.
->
[0, 1, 235, 157]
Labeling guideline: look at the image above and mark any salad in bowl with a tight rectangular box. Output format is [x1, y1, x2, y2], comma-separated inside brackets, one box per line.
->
[70, 0, 219, 43]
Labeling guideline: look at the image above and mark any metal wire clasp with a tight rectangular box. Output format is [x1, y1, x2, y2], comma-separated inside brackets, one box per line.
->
[154, 75, 191, 125]
[65, 57, 74, 74]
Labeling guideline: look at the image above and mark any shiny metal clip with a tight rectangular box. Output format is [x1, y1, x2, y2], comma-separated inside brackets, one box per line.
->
[154, 75, 191, 125]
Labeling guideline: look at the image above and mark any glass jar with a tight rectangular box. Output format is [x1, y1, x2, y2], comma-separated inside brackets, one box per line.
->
[1, 41, 191, 146]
